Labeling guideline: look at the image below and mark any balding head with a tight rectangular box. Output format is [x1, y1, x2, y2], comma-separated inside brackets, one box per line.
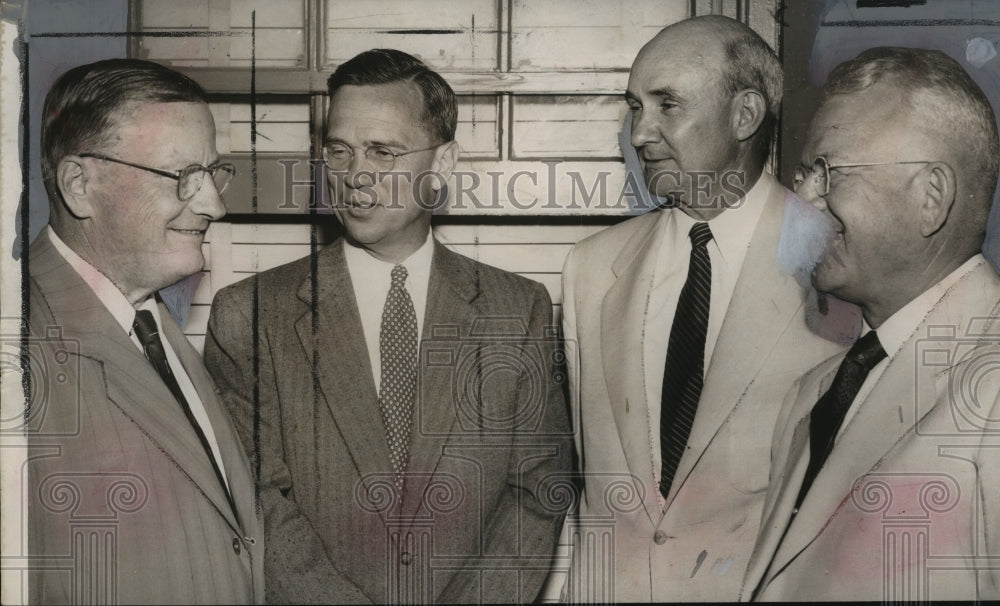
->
[655, 15, 783, 126]
[627, 15, 782, 216]
[824, 47, 999, 228]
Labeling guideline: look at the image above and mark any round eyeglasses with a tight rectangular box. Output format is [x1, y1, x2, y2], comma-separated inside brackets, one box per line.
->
[79, 153, 236, 201]
[321, 141, 441, 173]
[793, 155, 932, 197]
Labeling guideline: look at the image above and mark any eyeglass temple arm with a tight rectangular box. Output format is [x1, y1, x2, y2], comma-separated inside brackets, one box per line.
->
[827, 160, 933, 170]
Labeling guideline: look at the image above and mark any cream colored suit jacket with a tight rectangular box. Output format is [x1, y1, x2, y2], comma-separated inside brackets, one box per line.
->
[744, 258, 1000, 602]
[561, 174, 853, 602]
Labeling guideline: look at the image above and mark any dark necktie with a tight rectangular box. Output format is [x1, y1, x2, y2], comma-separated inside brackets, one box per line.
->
[659, 222, 713, 499]
[795, 330, 887, 509]
[133, 309, 236, 516]
[378, 265, 418, 496]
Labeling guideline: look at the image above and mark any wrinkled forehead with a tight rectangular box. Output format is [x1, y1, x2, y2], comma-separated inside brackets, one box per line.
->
[325, 81, 430, 141]
[628, 28, 726, 96]
[107, 101, 216, 161]
[110, 100, 213, 138]
[806, 86, 915, 162]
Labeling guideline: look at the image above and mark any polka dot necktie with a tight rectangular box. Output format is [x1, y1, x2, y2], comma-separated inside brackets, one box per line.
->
[378, 265, 418, 497]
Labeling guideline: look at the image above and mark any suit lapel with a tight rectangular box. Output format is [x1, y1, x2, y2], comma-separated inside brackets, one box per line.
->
[764, 259, 1000, 583]
[404, 242, 476, 518]
[164, 307, 258, 536]
[29, 232, 243, 533]
[601, 211, 667, 524]
[293, 241, 394, 518]
[741, 363, 833, 598]
[667, 179, 803, 505]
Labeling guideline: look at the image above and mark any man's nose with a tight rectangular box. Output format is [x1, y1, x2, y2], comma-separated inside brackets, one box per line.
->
[630, 110, 661, 149]
[190, 176, 226, 220]
[341, 150, 374, 189]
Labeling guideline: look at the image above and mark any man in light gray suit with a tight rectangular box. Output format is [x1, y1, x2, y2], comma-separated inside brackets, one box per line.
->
[26, 58, 262, 604]
[745, 46, 1000, 602]
[561, 15, 855, 602]
[205, 49, 571, 604]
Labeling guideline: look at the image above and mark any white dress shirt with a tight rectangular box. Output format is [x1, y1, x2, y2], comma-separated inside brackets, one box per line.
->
[834, 254, 985, 441]
[642, 173, 771, 503]
[47, 226, 230, 489]
[343, 231, 434, 394]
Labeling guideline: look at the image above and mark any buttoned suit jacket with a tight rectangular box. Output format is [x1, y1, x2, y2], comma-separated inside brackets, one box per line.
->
[25, 230, 264, 605]
[744, 257, 1000, 602]
[204, 237, 572, 604]
[561, 174, 853, 602]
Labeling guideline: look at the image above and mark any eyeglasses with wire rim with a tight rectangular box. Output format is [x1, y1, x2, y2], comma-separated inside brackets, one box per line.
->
[321, 141, 443, 173]
[793, 155, 934, 197]
[78, 153, 236, 201]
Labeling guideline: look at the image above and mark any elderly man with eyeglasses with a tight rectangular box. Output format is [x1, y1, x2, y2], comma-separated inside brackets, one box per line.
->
[743, 46, 1000, 602]
[24, 58, 262, 604]
[204, 48, 572, 604]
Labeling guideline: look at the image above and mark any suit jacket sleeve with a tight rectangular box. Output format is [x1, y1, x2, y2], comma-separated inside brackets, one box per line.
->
[561, 246, 583, 469]
[978, 386, 1000, 598]
[438, 281, 573, 603]
[204, 284, 371, 604]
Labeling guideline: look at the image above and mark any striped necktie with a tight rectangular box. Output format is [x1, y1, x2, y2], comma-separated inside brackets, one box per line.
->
[659, 222, 713, 499]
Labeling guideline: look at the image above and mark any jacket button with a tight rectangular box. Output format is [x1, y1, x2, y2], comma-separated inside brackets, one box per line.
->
[232, 538, 242, 555]
[400, 551, 413, 566]
[653, 530, 667, 545]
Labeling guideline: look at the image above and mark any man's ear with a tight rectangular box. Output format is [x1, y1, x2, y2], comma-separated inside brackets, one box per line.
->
[431, 140, 459, 184]
[918, 162, 956, 237]
[57, 156, 94, 219]
[731, 89, 767, 142]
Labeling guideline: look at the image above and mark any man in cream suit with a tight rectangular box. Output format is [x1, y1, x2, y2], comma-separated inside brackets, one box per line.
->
[560, 16, 856, 602]
[205, 49, 571, 604]
[24, 59, 263, 604]
[744, 47, 1000, 602]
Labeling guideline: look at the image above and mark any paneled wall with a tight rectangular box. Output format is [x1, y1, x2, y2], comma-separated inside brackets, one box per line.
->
[129, 0, 781, 350]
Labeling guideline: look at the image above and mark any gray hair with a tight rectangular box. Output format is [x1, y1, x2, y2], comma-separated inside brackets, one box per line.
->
[825, 46, 999, 206]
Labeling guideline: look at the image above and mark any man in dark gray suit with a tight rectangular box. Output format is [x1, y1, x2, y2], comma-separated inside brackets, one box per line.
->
[205, 49, 571, 604]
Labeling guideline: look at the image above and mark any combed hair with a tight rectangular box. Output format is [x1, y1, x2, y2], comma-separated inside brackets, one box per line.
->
[41, 58, 207, 206]
[825, 46, 999, 203]
[326, 48, 457, 143]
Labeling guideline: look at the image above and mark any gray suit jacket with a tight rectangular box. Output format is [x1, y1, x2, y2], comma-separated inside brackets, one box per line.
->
[744, 257, 1000, 602]
[204, 237, 572, 604]
[561, 174, 854, 602]
[26, 230, 264, 604]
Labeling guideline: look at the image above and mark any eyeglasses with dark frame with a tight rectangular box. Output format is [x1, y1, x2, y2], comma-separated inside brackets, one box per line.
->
[321, 141, 443, 173]
[793, 155, 934, 197]
[79, 153, 236, 201]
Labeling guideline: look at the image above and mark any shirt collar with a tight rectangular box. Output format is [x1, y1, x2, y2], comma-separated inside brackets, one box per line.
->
[46, 226, 145, 335]
[672, 171, 772, 263]
[865, 254, 984, 358]
[342, 229, 434, 276]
